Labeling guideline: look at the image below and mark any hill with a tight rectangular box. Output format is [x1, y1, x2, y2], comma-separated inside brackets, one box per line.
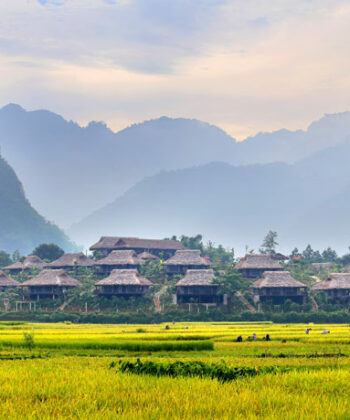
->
[70, 136, 350, 253]
[0, 153, 75, 254]
[2, 104, 350, 227]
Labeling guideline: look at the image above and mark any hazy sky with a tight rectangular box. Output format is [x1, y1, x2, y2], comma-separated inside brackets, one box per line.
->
[1, 0, 350, 138]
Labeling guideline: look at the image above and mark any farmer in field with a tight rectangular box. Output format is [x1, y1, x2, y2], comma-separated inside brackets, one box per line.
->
[321, 329, 330, 334]
[265, 334, 270, 341]
[236, 335, 243, 342]
[305, 328, 311, 334]
[252, 333, 256, 341]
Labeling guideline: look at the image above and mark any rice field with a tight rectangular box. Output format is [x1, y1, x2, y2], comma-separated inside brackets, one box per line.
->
[0, 322, 349, 419]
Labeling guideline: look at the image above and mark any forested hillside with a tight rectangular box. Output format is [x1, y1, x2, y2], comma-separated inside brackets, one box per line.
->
[0, 153, 74, 254]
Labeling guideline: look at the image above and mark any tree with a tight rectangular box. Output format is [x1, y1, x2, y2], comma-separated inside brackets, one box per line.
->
[0, 251, 12, 267]
[322, 247, 338, 262]
[260, 231, 278, 254]
[32, 243, 64, 262]
[301, 245, 322, 262]
[180, 234, 204, 252]
[12, 250, 21, 262]
[290, 248, 301, 258]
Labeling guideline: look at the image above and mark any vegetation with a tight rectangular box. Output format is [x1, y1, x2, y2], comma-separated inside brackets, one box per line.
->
[116, 359, 281, 382]
[260, 230, 278, 254]
[32, 243, 64, 262]
[0, 153, 75, 254]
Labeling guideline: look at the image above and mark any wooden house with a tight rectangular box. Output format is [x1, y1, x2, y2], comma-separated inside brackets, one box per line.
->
[163, 250, 210, 275]
[94, 250, 142, 274]
[21, 269, 81, 300]
[90, 236, 184, 258]
[3, 256, 45, 274]
[47, 253, 94, 270]
[312, 273, 350, 302]
[311, 262, 335, 273]
[252, 271, 307, 304]
[95, 269, 152, 298]
[175, 269, 221, 304]
[235, 254, 284, 279]
[0, 271, 20, 291]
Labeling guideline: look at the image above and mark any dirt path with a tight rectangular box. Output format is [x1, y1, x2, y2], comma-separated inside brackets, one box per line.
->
[153, 286, 168, 312]
[235, 291, 256, 312]
[310, 294, 319, 311]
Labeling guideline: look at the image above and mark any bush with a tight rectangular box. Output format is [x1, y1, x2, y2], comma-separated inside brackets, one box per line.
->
[115, 359, 284, 382]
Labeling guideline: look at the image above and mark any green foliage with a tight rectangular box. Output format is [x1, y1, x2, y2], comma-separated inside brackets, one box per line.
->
[216, 270, 246, 296]
[116, 359, 282, 382]
[179, 234, 204, 253]
[260, 231, 278, 254]
[32, 243, 64, 262]
[23, 331, 35, 351]
[0, 250, 12, 267]
[12, 250, 21, 262]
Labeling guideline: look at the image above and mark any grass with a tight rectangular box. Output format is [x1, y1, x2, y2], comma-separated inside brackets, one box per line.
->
[0, 322, 348, 418]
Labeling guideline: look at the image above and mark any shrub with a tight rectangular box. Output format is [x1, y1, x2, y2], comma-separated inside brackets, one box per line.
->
[115, 359, 284, 382]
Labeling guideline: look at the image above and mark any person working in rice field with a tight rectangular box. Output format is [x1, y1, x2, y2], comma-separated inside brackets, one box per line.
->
[236, 335, 243, 342]
[265, 334, 270, 341]
[252, 333, 256, 341]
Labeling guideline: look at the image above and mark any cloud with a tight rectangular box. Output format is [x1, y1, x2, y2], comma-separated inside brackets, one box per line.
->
[37, 0, 66, 5]
[0, 0, 350, 138]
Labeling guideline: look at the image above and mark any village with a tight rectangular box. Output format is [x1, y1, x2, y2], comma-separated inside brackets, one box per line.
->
[0, 235, 349, 318]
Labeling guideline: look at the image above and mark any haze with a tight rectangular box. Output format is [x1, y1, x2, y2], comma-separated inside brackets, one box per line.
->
[1, 0, 350, 138]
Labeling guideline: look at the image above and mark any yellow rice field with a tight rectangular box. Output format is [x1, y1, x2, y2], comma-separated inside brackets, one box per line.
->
[0, 322, 349, 419]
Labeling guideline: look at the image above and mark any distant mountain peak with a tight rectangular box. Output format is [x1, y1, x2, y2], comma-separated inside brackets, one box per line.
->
[1, 103, 25, 113]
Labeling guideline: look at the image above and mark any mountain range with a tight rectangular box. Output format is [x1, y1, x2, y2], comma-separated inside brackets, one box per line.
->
[2, 104, 350, 229]
[1, 103, 350, 253]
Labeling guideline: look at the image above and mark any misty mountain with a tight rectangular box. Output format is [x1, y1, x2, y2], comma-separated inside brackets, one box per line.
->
[69, 137, 350, 253]
[2, 104, 350, 228]
[0, 153, 75, 255]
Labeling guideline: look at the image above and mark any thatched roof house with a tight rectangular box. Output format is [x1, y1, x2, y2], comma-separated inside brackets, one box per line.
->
[175, 269, 221, 304]
[163, 250, 210, 274]
[312, 262, 335, 273]
[0, 271, 21, 290]
[235, 254, 284, 278]
[312, 273, 350, 301]
[3, 256, 45, 273]
[90, 236, 184, 257]
[138, 252, 160, 262]
[21, 269, 81, 300]
[94, 250, 142, 273]
[47, 253, 94, 269]
[252, 271, 307, 304]
[95, 269, 152, 297]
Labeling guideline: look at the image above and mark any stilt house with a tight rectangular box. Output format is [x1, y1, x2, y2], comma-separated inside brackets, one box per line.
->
[94, 250, 142, 274]
[252, 271, 307, 304]
[175, 269, 221, 304]
[312, 273, 350, 302]
[235, 254, 284, 278]
[47, 253, 94, 270]
[163, 250, 210, 275]
[21, 269, 81, 300]
[95, 269, 152, 298]
[0, 271, 20, 291]
[90, 236, 184, 258]
[3, 256, 45, 274]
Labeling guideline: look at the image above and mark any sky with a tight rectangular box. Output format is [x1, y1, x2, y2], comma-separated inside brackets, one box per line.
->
[1, 0, 350, 139]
